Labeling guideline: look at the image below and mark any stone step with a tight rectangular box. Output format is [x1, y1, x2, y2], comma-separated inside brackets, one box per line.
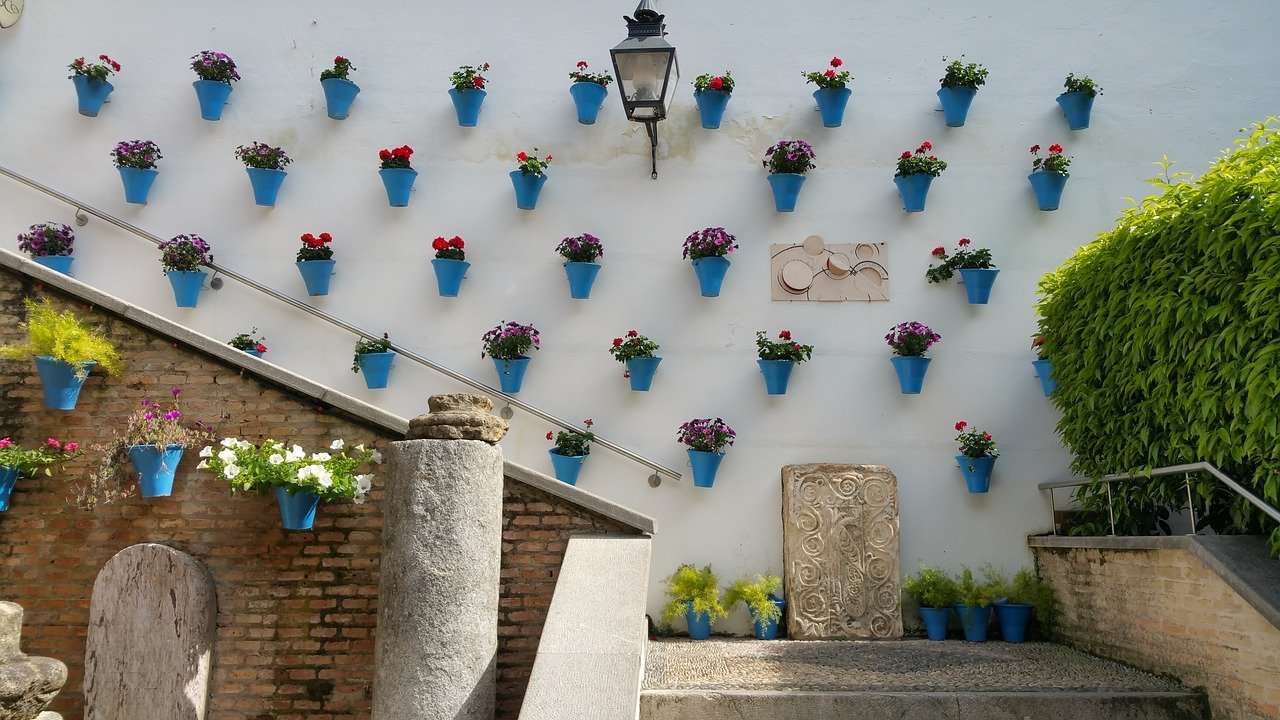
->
[0, 601, 23, 661]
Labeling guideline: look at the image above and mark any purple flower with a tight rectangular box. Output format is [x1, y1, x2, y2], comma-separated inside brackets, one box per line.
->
[171, 387, 183, 398]
[158, 234, 213, 273]
[885, 321, 942, 357]
[16, 222, 74, 258]
[683, 227, 739, 260]
[143, 411, 157, 421]
[163, 410, 182, 422]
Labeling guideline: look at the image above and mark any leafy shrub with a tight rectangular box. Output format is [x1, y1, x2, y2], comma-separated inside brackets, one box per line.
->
[724, 574, 783, 623]
[984, 566, 1060, 639]
[548, 419, 594, 457]
[352, 333, 392, 372]
[0, 298, 122, 377]
[320, 55, 354, 82]
[609, 330, 659, 363]
[902, 565, 957, 608]
[940, 57, 988, 89]
[1063, 73, 1101, 97]
[954, 567, 996, 607]
[661, 564, 727, 628]
[926, 237, 994, 283]
[896, 140, 947, 177]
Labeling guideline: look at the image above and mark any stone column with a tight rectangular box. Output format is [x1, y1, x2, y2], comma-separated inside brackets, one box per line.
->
[373, 395, 509, 720]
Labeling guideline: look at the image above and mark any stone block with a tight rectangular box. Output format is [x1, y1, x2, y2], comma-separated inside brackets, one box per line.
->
[0, 601, 67, 720]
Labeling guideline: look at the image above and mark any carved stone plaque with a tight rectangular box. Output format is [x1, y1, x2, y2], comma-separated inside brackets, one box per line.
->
[782, 464, 903, 639]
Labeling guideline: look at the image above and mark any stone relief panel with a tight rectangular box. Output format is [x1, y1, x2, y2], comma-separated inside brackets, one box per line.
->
[770, 236, 890, 302]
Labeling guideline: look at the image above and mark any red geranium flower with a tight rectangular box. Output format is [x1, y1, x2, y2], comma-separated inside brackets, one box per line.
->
[545, 154, 552, 161]
[546, 431, 554, 441]
[958, 238, 971, 247]
[627, 329, 638, 337]
[1049, 143, 1063, 154]
[255, 343, 268, 353]
[954, 420, 968, 431]
[472, 76, 485, 89]
[931, 246, 946, 257]
[900, 151, 912, 159]
[64, 442, 79, 453]
[830, 56, 843, 68]
[709, 76, 724, 90]
[779, 330, 792, 340]
[449, 236, 465, 249]
[612, 337, 623, 347]
[432, 237, 448, 251]
[919, 140, 933, 152]
[982, 431, 992, 440]
[379, 149, 392, 161]
[577, 60, 588, 69]
[824, 69, 836, 78]
[335, 55, 347, 64]
[318, 232, 332, 242]
[46, 438, 61, 449]
[517, 151, 529, 162]
[1029, 144, 1041, 154]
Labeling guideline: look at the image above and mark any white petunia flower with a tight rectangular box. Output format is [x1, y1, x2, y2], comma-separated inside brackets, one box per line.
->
[223, 464, 241, 479]
[220, 437, 239, 448]
[355, 474, 372, 495]
[196, 460, 210, 469]
[330, 439, 345, 451]
[317, 475, 333, 488]
[217, 448, 237, 463]
[371, 450, 384, 464]
[310, 452, 332, 462]
[237, 439, 253, 450]
[268, 454, 284, 466]
[286, 445, 306, 462]
[199, 446, 213, 458]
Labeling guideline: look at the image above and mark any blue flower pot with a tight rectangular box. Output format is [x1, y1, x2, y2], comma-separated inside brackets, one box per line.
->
[1057, 91, 1094, 131]
[691, 256, 730, 297]
[166, 270, 207, 308]
[959, 268, 999, 305]
[996, 602, 1033, 643]
[955, 603, 992, 642]
[685, 609, 711, 640]
[244, 348, 264, 358]
[937, 86, 977, 127]
[758, 359, 795, 395]
[569, 81, 608, 124]
[920, 607, 950, 641]
[275, 486, 320, 531]
[493, 357, 531, 394]
[33, 356, 94, 411]
[321, 78, 360, 119]
[957, 454, 995, 493]
[813, 87, 852, 127]
[449, 88, 486, 127]
[694, 89, 730, 129]
[72, 76, 113, 117]
[297, 260, 335, 296]
[510, 171, 547, 210]
[1033, 358, 1056, 396]
[1029, 170, 1068, 211]
[894, 174, 934, 213]
[33, 255, 74, 276]
[548, 450, 586, 486]
[767, 173, 807, 212]
[118, 167, 158, 205]
[432, 258, 470, 297]
[563, 262, 601, 299]
[625, 356, 661, 391]
[192, 80, 232, 121]
[379, 168, 419, 207]
[0, 466, 18, 512]
[688, 449, 724, 488]
[128, 444, 184, 497]
[246, 168, 287, 207]
[358, 351, 395, 389]
[890, 356, 931, 394]
[753, 596, 786, 640]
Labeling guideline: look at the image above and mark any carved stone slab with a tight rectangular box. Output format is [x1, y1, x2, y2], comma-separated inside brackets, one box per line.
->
[85, 544, 216, 720]
[782, 464, 903, 639]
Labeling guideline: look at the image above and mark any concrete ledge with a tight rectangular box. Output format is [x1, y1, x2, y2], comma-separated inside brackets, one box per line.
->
[505, 461, 655, 535]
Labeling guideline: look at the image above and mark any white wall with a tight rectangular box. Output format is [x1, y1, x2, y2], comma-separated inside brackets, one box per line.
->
[2, 0, 1277, 633]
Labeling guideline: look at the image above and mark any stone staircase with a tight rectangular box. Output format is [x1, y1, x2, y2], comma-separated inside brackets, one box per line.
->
[0, 601, 66, 720]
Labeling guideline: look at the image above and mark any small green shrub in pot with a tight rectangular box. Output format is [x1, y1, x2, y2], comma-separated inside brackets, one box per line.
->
[953, 567, 998, 642]
[988, 567, 1059, 643]
[725, 574, 784, 639]
[903, 565, 957, 640]
[661, 564, 726, 640]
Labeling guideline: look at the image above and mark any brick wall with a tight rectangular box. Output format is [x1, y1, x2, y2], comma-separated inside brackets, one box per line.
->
[1032, 544, 1280, 720]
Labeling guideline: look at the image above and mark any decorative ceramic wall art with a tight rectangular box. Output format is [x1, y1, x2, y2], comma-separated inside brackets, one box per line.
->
[770, 235, 889, 301]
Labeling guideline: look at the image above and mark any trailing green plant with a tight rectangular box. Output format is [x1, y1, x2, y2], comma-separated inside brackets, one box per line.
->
[756, 330, 813, 363]
[902, 565, 958, 608]
[940, 57, 988, 89]
[1063, 72, 1101, 97]
[983, 566, 1059, 639]
[0, 437, 82, 476]
[1036, 118, 1280, 555]
[724, 574, 783, 624]
[926, 238, 994, 283]
[547, 419, 594, 457]
[198, 437, 380, 502]
[352, 333, 392, 372]
[954, 567, 996, 607]
[0, 299, 123, 378]
[661, 564, 727, 628]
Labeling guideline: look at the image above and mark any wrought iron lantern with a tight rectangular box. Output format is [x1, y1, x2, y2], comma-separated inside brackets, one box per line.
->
[609, 0, 679, 178]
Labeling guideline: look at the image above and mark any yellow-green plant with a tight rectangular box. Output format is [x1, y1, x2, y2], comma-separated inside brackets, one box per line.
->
[954, 567, 995, 608]
[0, 299, 122, 379]
[660, 564, 727, 627]
[903, 565, 958, 608]
[983, 566, 1060, 639]
[724, 574, 782, 624]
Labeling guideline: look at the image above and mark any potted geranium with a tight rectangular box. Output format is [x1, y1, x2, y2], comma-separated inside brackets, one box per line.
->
[1029, 143, 1070, 211]
[108, 388, 215, 497]
[926, 238, 998, 304]
[378, 145, 417, 207]
[661, 564, 727, 640]
[430, 235, 469, 297]
[885, 321, 941, 394]
[0, 299, 122, 411]
[0, 437, 80, 512]
[1057, 73, 1101, 131]
[725, 574, 785, 640]
[556, 233, 603, 299]
[353, 333, 394, 390]
[903, 565, 958, 641]
[159, 234, 212, 308]
[296, 232, 335, 296]
[953, 567, 996, 642]
[68, 54, 119, 117]
[190, 50, 240, 121]
[511, 149, 551, 210]
[449, 62, 490, 126]
[693, 71, 734, 129]
[568, 60, 612, 125]
[320, 55, 359, 119]
[609, 330, 661, 392]
[545, 419, 594, 486]
[112, 140, 162, 205]
[227, 328, 268, 358]
[235, 141, 291, 207]
[937, 57, 988, 127]
[481, 321, 540, 394]
[683, 227, 738, 297]
[1032, 334, 1055, 396]
[763, 139, 816, 212]
[199, 437, 379, 530]
[804, 56, 852, 127]
[17, 222, 76, 275]
[894, 140, 946, 212]
[954, 420, 999, 493]
[756, 330, 813, 396]
[678, 417, 735, 488]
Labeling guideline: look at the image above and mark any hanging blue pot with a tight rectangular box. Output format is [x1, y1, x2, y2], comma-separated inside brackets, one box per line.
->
[449, 88, 486, 126]
[691, 256, 730, 297]
[813, 87, 852, 127]
[688, 449, 724, 488]
[244, 348, 264, 358]
[758, 359, 795, 395]
[890, 355, 931, 394]
[894, 173, 934, 213]
[569, 82, 608, 124]
[431, 258, 470, 297]
[958, 268, 999, 305]
[72, 76, 114, 117]
[245, 168, 287, 207]
[563, 262, 601, 299]
[128, 444, 184, 497]
[1029, 171, 1068, 211]
[1057, 91, 1094, 131]
[192, 80, 233, 121]
[379, 168, 419, 207]
[957, 454, 996, 493]
[166, 270, 207, 308]
[955, 603, 992, 642]
[510, 171, 547, 210]
[493, 357, 531, 394]
[694, 90, 731, 129]
[548, 450, 586, 486]
[321, 78, 360, 119]
[1032, 358, 1056, 396]
[358, 351, 395, 389]
[753, 596, 786, 640]
[767, 173, 807, 212]
[0, 466, 18, 512]
[625, 356, 662, 391]
[996, 602, 1032, 643]
[685, 609, 711, 640]
[118, 167, 158, 205]
[275, 486, 320, 531]
[33, 356, 95, 411]
[33, 255, 74, 276]
[920, 607, 950, 641]
[937, 86, 977, 127]
[296, 260, 336, 296]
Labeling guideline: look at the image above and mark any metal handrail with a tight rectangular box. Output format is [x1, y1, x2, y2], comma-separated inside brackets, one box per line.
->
[1039, 461, 1280, 535]
[0, 164, 682, 483]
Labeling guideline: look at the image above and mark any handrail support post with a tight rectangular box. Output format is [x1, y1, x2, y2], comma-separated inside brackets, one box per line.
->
[1185, 472, 1198, 535]
[1105, 481, 1116, 536]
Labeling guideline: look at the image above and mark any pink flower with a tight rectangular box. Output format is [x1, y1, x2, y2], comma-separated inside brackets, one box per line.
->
[830, 56, 843, 68]
[612, 338, 623, 347]
[919, 140, 933, 152]
[954, 421, 968, 431]
[900, 151, 912, 160]
[0, 438, 12, 449]
[64, 442, 80, 453]
[171, 387, 183, 398]
[46, 438, 61, 450]
[627, 329, 639, 337]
